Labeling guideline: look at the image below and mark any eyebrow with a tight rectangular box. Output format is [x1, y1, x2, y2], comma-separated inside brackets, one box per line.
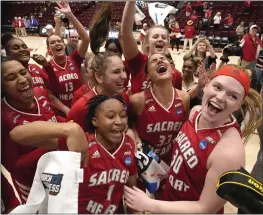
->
[213, 81, 242, 96]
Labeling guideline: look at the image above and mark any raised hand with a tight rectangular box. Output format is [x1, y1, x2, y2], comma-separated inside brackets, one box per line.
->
[32, 54, 49, 67]
[197, 62, 210, 88]
[55, 1, 72, 16]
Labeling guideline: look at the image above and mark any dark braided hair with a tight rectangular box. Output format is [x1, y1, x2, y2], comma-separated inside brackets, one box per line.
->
[183, 56, 199, 69]
[86, 94, 125, 133]
[105, 38, 122, 55]
[4, 37, 24, 56]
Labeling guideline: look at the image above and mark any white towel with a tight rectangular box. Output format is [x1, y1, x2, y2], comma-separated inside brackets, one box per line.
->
[10, 151, 83, 213]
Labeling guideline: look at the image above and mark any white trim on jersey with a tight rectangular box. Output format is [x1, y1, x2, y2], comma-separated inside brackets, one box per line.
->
[95, 132, 125, 159]
[3, 97, 41, 116]
[91, 87, 98, 96]
[150, 87, 175, 113]
[51, 57, 68, 70]
[195, 111, 237, 132]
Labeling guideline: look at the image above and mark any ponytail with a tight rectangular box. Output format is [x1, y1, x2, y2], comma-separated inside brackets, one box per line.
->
[241, 88, 262, 144]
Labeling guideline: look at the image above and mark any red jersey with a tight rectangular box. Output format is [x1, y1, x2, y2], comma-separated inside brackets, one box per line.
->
[242, 34, 263, 62]
[28, 64, 48, 89]
[67, 87, 130, 131]
[171, 27, 181, 39]
[72, 82, 92, 106]
[58, 133, 137, 214]
[162, 111, 241, 213]
[136, 88, 186, 164]
[1, 88, 57, 203]
[1, 172, 20, 213]
[13, 19, 19, 28]
[44, 50, 83, 108]
[126, 51, 182, 94]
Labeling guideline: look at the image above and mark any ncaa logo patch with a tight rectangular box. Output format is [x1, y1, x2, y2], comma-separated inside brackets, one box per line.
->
[41, 173, 63, 196]
[124, 156, 132, 166]
[34, 69, 40, 74]
[70, 65, 75, 70]
[177, 108, 183, 115]
[199, 140, 207, 150]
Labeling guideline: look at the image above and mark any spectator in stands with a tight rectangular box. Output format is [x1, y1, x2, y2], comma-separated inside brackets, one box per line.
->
[190, 10, 198, 24]
[18, 17, 27, 37]
[224, 14, 233, 26]
[169, 22, 182, 54]
[194, 1, 203, 14]
[184, 37, 217, 72]
[236, 21, 245, 40]
[240, 24, 263, 68]
[12, 17, 19, 37]
[255, 35, 263, 92]
[183, 20, 195, 52]
[185, 2, 192, 17]
[213, 12, 221, 30]
[30, 15, 38, 26]
[204, 7, 212, 19]
[243, 0, 252, 14]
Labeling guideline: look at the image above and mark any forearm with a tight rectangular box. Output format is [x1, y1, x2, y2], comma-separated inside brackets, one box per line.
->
[67, 12, 89, 41]
[185, 43, 197, 57]
[54, 23, 61, 36]
[209, 46, 216, 58]
[121, 1, 136, 35]
[48, 93, 70, 115]
[146, 199, 203, 214]
[188, 84, 201, 99]
[9, 121, 76, 147]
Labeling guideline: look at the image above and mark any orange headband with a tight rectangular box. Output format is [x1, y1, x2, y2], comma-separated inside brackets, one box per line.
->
[210, 65, 250, 96]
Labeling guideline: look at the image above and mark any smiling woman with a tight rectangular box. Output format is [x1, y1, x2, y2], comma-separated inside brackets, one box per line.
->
[1, 57, 58, 207]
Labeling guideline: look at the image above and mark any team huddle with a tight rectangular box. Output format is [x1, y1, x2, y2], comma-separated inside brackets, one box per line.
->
[1, 1, 263, 214]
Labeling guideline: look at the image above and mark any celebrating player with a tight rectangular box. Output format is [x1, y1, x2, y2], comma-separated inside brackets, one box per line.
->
[1, 58, 59, 204]
[121, 1, 182, 94]
[10, 95, 137, 214]
[43, 1, 89, 112]
[67, 51, 128, 130]
[124, 65, 262, 213]
[130, 53, 190, 166]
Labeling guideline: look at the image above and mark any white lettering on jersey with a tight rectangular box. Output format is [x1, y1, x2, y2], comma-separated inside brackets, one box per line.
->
[148, 143, 172, 157]
[142, 80, 152, 90]
[175, 131, 198, 169]
[48, 115, 57, 122]
[89, 169, 129, 186]
[32, 77, 44, 85]
[58, 73, 79, 82]
[59, 93, 73, 101]
[86, 200, 117, 214]
[168, 175, 190, 192]
[146, 121, 183, 133]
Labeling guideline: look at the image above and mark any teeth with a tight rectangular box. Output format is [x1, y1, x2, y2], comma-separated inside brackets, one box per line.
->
[210, 101, 221, 109]
[20, 85, 30, 91]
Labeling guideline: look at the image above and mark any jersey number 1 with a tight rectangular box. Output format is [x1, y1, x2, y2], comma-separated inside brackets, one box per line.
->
[107, 184, 115, 201]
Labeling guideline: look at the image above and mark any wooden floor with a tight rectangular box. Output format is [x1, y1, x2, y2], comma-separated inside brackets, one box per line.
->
[1, 36, 261, 213]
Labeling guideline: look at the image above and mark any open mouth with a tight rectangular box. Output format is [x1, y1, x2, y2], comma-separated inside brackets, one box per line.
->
[20, 51, 30, 58]
[55, 46, 64, 53]
[157, 65, 167, 74]
[156, 43, 164, 49]
[18, 85, 33, 98]
[207, 101, 222, 114]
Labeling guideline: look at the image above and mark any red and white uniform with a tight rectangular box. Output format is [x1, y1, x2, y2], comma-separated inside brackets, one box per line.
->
[171, 27, 181, 39]
[126, 51, 182, 94]
[58, 133, 137, 214]
[67, 88, 129, 131]
[44, 50, 83, 108]
[72, 82, 92, 106]
[12, 19, 19, 28]
[28, 64, 48, 89]
[1, 172, 20, 213]
[1, 88, 58, 203]
[162, 111, 241, 213]
[136, 88, 186, 164]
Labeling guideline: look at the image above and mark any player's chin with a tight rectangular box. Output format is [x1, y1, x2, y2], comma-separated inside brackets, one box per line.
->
[108, 132, 123, 144]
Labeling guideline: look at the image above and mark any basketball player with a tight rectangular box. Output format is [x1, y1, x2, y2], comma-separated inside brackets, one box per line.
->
[72, 54, 96, 105]
[43, 1, 89, 110]
[67, 52, 128, 131]
[124, 65, 262, 213]
[1, 59, 59, 204]
[130, 54, 190, 166]
[10, 95, 137, 214]
[121, 1, 182, 94]
[4, 37, 48, 89]
[4, 38, 69, 115]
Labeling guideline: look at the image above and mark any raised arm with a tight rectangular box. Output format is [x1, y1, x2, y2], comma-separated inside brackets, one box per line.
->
[55, 1, 89, 57]
[121, 1, 139, 60]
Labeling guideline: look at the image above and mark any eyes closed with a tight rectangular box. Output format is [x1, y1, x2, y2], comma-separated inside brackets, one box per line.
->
[4, 69, 28, 81]
[212, 83, 239, 101]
